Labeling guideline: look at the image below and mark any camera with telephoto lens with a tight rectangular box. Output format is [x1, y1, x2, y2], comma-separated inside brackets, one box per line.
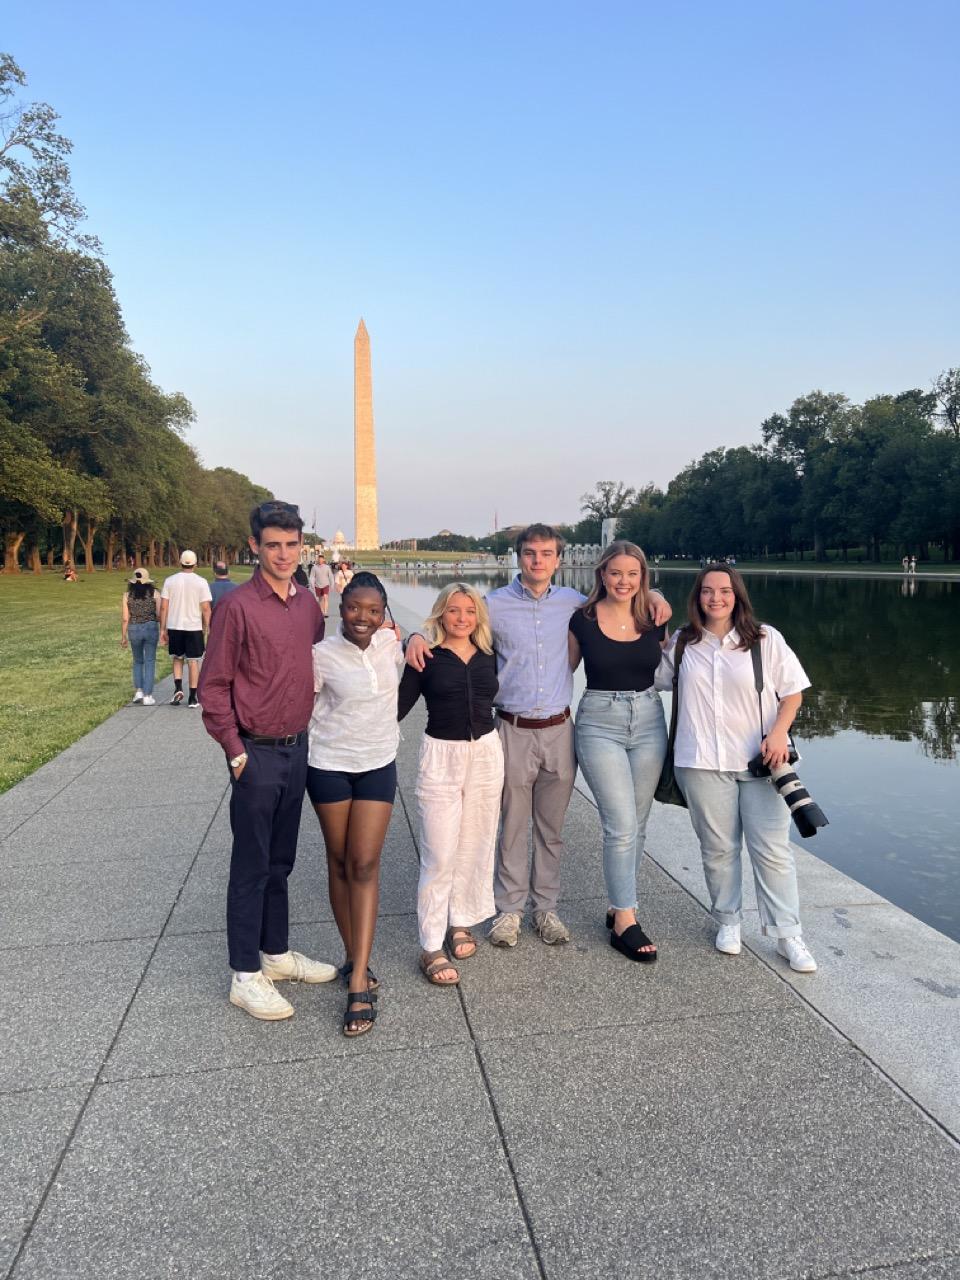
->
[746, 749, 829, 838]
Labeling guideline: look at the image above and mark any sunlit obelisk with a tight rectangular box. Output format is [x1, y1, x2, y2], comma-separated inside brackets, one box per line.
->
[353, 318, 379, 550]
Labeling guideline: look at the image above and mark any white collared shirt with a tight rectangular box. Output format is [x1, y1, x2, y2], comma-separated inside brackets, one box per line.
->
[309, 626, 403, 772]
[655, 625, 810, 772]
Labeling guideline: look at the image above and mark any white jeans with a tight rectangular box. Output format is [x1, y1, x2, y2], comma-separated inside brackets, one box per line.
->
[415, 732, 504, 951]
[675, 767, 803, 939]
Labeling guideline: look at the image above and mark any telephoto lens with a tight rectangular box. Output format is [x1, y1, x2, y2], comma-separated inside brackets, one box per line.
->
[747, 753, 829, 838]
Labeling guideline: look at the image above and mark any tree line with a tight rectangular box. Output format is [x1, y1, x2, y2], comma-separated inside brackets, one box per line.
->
[0, 55, 272, 573]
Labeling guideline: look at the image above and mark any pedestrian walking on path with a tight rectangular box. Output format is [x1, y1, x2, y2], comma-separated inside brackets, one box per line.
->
[398, 583, 503, 987]
[658, 563, 818, 972]
[568, 541, 668, 963]
[209, 561, 238, 609]
[406, 523, 672, 950]
[159, 550, 212, 707]
[308, 572, 404, 1037]
[197, 501, 336, 1021]
[308, 551, 334, 616]
[120, 566, 160, 706]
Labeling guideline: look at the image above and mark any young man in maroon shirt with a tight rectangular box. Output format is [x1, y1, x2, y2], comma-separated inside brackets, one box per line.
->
[198, 501, 337, 1019]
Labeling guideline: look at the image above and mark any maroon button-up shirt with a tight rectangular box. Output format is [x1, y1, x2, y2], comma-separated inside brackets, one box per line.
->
[198, 570, 325, 759]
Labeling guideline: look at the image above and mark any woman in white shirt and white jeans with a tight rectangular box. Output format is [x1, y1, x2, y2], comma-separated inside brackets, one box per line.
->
[309, 572, 404, 1036]
[656, 564, 818, 973]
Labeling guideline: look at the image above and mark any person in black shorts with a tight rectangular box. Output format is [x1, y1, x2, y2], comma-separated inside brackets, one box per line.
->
[307, 573, 404, 1038]
[568, 541, 669, 963]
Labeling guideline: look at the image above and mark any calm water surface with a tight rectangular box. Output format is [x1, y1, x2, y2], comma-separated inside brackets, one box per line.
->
[382, 568, 960, 944]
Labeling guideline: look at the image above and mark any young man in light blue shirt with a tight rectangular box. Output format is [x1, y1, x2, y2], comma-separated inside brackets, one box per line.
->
[407, 523, 670, 947]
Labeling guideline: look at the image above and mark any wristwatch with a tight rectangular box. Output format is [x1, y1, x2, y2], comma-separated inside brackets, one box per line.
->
[229, 752, 248, 769]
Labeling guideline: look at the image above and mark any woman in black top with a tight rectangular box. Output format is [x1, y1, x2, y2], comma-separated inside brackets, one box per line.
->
[568, 541, 668, 963]
[398, 583, 503, 985]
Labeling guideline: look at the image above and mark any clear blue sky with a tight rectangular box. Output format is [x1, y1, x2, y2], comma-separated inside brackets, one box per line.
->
[6, 1, 958, 541]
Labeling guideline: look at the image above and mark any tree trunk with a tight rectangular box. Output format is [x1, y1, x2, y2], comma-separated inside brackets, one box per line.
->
[813, 526, 825, 562]
[80, 518, 98, 572]
[4, 531, 25, 572]
[62, 511, 78, 568]
[105, 528, 117, 571]
[46, 546, 55, 568]
[27, 540, 42, 574]
[134, 545, 143, 568]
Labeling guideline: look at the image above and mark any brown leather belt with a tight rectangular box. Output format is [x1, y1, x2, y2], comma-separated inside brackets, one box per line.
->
[497, 708, 570, 730]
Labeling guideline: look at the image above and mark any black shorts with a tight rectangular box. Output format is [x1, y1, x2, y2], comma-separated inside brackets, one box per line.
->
[167, 629, 205, 660]
[307, 760, 397, 805]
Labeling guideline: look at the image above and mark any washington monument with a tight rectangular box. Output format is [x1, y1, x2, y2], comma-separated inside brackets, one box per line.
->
[353, 318, 379, 550]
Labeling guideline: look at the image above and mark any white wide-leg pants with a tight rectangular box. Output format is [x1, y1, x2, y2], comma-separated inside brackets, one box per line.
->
[415, 732, 504, 952]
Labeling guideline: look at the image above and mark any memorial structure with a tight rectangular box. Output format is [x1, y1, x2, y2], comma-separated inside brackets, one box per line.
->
[353, 319, 380, 550]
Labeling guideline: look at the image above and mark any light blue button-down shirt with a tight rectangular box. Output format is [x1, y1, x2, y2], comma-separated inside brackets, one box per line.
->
[486, 576, 586, 717]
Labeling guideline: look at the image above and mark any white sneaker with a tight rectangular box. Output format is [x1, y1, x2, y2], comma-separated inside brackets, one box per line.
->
[229, 971, 294, 1020]
[777, 936, 818, 973]
[715, 924, 742, 955]
[261, 950, 337, 984]
[132, 690, 144, 703]
[142, 695, 156, 706]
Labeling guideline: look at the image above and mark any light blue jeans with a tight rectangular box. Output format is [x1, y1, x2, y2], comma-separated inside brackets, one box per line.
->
[128, 621, 159, 696]
[574, 688, 667, 910]
[675, 767, 802, 938]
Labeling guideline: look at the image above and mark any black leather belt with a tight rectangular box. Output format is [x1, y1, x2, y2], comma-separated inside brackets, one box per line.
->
[239, 728, 307, 747]
[497, 708, 570, 729]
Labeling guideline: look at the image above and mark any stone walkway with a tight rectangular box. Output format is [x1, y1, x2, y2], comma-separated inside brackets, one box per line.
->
[2, 672, 959, 1279]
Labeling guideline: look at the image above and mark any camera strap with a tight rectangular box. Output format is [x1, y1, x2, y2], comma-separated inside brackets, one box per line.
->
[751, 638, 796, 752]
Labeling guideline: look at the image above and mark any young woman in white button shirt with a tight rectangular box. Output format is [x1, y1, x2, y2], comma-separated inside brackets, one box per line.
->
[656, 564, 818, 973]
[308, 572, 405, 1035]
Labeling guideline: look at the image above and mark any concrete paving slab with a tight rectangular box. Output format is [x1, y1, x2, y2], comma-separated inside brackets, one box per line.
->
[0, 850, 195, 948]
[867, 1259, 960, 1279]
[15, 1046, 539, 1280]
[0, 1086, 87, 1276]
[479, 1009, 960, 1280]
[0, 940, 153, 1092]
[41, 769, 224, 814]
[103, 914, 470, 1083]
[745, 902, 960, 1137]
[460, 895, 790, 1043]
[0, 802, 213, 868]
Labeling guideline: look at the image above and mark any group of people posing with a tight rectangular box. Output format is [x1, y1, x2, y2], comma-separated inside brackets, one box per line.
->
[196, 504, 818, 1040]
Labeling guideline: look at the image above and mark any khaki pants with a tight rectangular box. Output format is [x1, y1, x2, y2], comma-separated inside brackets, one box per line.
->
[494, 716, 576, 915]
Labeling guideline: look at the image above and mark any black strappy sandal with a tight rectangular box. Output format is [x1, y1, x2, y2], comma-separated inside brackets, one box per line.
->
[338, 960, 380, 991]
[610, 922, 658, 963]
[343, 987, 378, 1038]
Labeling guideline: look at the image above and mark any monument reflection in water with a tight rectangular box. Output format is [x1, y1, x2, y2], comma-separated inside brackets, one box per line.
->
[384, 568, 960, 945]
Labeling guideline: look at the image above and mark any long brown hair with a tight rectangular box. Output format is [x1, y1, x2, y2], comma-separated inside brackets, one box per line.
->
[683, 563, 763, 649]
[580, 540, 654, 633]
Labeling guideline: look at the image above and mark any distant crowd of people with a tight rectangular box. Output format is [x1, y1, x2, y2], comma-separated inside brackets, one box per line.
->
[113, 504, 820, 1042]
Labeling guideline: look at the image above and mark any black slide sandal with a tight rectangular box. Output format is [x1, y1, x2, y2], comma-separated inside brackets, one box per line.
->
[610, 923, 658, 963]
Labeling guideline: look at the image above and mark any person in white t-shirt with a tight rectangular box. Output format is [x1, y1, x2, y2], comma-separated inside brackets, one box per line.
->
[159, 551, 213, 706]
[656, 563, 818, 974]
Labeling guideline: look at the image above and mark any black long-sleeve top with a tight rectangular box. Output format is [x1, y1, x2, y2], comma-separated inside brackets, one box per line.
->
[397, 647, 498, 740]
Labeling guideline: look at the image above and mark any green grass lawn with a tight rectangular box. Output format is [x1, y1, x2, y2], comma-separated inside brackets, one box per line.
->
[0, 566, 253, 792]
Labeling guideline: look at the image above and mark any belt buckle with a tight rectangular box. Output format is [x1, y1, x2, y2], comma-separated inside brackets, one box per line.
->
[283, 733, 297, 746]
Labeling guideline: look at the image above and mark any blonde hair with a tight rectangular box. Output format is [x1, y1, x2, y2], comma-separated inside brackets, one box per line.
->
[580, 540, 654, 633]
[424, 583, 494, 654]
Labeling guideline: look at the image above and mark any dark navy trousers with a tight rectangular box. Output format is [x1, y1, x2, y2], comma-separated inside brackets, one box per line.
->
[227, 737, 308, 972]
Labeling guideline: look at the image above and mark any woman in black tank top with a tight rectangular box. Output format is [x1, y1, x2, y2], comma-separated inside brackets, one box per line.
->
[568, 541, 669, 964]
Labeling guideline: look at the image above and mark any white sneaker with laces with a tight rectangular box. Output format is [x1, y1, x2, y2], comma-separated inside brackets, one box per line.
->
[142, 695, 156, 706]
[777, 936, 818, 973]
[229, 971, 294, 1020]
[261, 950, 337, 984]
[132, 690, 143, 703]
[715, 924, 742, 955]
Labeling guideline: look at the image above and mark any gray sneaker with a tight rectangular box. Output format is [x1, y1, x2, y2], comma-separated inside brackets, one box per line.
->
[533, 910, 570, 945]
[487, 911, 522, 947]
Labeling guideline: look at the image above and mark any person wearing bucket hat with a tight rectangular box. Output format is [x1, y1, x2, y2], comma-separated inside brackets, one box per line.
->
[159, 551, 212, 706]
[121, 567, 161, 705]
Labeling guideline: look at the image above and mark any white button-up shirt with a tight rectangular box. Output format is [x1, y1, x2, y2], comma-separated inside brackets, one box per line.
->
[309, 627, 403, 772]
[655, 625, 810, 772]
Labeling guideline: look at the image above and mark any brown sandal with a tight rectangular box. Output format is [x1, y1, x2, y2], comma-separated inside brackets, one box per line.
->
[445, 927, 478, 960]
[419, 949, 460, 986]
